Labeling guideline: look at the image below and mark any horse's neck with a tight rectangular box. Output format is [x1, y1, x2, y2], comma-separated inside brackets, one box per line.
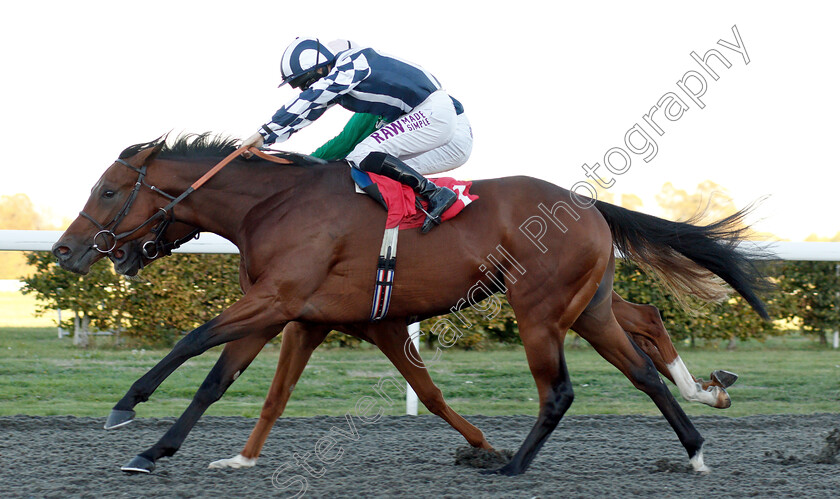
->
[163, 158, 341, 244]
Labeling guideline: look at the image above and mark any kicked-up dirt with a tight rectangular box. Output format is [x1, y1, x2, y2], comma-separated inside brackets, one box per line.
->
[0, 413, 838, 498]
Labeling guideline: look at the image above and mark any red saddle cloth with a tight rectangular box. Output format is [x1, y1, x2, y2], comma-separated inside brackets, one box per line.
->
[366, 173, 479, 229]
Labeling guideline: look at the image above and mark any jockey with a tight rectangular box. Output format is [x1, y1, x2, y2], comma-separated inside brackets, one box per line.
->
[242, 37, 473, 233]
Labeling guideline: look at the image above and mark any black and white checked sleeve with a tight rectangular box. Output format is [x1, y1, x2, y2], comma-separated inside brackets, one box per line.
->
[259, 52, 371, 145]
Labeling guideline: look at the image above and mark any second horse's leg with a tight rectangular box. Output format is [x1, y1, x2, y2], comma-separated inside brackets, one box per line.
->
[209, 322, 330, 469]
[575, 297, 709, 473]
[362, 321, 493, 450]
[611, 291, 734, 409]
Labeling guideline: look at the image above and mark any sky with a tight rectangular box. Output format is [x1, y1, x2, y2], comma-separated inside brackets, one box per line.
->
[1, 1, 838, 241]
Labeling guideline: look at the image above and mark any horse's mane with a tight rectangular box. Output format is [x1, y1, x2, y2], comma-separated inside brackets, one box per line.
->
[118, 132, 326, 166]
[118, 133, 240, 160]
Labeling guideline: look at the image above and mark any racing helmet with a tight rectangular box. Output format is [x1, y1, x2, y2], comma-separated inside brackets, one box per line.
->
[279, 37, 336, 89]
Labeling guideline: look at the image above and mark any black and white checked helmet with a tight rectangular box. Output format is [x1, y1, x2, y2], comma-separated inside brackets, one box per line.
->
[279, 37, 336, 88]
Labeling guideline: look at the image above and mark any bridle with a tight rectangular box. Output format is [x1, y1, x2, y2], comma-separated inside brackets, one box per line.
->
[78, 145, 291, 259]
[79, 157, 183, 256]
[141, 225, 201, 260]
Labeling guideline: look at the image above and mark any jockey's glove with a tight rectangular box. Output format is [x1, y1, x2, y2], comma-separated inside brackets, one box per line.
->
[241, 132, 265, 158]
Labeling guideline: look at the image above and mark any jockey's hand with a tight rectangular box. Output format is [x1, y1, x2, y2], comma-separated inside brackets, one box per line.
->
[241, 132, 264, 158]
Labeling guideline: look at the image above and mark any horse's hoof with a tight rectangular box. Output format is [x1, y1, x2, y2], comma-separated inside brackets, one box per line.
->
[208, 454, 258, 469]
[713, 387, 732, 409]
[711, 370, 738, 388]
[689, 450, 711, 473]
[121, 454, 155, 474]
[104, 409, 136, 429]
[480, 463, 521, 476]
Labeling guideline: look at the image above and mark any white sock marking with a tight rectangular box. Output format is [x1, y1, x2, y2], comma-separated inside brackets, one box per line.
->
[667, 356, 717, 406]
[690, 449, 711, 473]
[208, 453, 258, 469]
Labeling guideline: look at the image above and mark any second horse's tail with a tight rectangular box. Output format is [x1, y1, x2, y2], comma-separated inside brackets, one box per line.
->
[593, 200, 769, 319]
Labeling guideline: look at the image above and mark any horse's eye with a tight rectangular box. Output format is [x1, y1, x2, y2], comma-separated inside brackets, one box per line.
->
[103, 190, 116, 199]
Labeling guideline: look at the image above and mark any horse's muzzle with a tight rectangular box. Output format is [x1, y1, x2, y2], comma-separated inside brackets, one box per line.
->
[52, 237, 100, 275]
[109, 245, 143, 277]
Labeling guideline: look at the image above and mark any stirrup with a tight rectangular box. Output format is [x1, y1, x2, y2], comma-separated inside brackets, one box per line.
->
[421, 187, 457, 233]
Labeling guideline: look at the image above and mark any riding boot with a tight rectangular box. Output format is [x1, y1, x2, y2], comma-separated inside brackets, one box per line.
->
[358, 152, 457, 233]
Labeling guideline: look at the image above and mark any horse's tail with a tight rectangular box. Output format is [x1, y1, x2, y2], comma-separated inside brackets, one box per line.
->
[593, 200, 770, 319]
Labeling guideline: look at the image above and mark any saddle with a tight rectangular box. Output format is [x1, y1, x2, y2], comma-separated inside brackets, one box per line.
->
[350, 167, 478, 229]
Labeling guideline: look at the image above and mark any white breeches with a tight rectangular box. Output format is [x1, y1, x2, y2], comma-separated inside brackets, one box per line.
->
[346, 90, 473, 175]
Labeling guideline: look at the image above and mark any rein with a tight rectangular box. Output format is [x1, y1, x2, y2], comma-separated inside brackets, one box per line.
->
[79, 146, 292, 257]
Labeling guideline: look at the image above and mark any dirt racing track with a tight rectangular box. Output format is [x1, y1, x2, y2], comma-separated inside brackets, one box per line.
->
[1, 413, 838, 498]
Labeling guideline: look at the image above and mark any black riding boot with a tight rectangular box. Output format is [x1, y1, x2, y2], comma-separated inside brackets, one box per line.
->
[359, 152, 457, 233]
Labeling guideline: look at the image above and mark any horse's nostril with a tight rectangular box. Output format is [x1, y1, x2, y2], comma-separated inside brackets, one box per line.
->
[53, 245, 72, 259]
[114, 249, 125, 259]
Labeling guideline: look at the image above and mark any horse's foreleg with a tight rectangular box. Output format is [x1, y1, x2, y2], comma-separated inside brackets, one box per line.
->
[611, 292, 732, 409]
[209, 322, 330, 469]
[363, 321, 493, 450]
[106, 289, 286, 429]
[120, 332, 274, 473]
[574, 302, 709, 473]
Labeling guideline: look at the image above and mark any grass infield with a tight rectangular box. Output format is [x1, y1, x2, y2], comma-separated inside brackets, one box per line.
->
[0, 327, 837, 418]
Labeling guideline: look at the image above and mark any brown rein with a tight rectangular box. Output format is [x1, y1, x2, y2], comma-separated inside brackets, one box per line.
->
[190, 146, 293, 190]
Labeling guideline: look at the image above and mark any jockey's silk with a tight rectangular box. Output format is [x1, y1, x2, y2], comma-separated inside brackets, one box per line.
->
[365, 173, 478, 230]
[261, 47, 446, 145]
[264, 43, 473, 180]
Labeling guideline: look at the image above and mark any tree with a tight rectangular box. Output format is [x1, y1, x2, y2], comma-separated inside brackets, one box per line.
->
[804, 231, 840, 243]
[118, 253, 242, 345]
[21, 252, 125, 346]
[420, 294, 519, 350]
[620, 193, 643, 212]
[650, 180, 781, 348]
[0, 194, 46, 230]
[656, 180, 737, 223]
[0, 194, 50, 279]
[21, 251, 246, 347]
[776, 261, 840, 345]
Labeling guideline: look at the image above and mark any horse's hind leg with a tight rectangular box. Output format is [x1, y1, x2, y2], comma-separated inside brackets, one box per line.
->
[574, 297, 709, 472]
[487, 315, 573, 476]
[611, 292, 733, 409]
[209, 322, 330, 469]
[362, 321, 493, 450]
[627, 332, 672, 380]
[120, 332, 275, 473]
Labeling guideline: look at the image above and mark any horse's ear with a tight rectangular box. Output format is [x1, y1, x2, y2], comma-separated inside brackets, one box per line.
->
[125, 136, 167, 167]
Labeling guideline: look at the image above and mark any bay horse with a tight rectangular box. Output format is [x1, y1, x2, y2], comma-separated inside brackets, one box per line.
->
[111, 218, 739, 468]
[53, 134, 768, 475]
[108, 221, 738, 471]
